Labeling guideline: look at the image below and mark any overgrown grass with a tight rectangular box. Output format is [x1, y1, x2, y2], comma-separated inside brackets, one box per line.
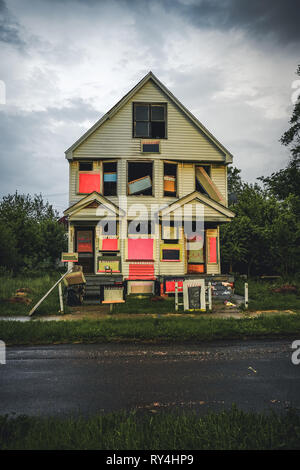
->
[114, 295, 178, 314]
[235, 277, 300, 311]
[0, 274, 69, 316]
[1, 314, 300, 345]
[0, 406, 299, 450]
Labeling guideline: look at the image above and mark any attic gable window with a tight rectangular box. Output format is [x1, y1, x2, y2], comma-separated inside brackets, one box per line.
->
[133, 103, 166, 139]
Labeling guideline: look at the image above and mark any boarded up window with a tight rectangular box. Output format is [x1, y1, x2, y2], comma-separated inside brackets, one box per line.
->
[164, 162, 177, 197]
[165, 280, 183, 293]
[195, 166, 223, 202]
[162, 249, 180, 260]
[101, 238, 119, 251]
[79, 173, 100, 194]
[208, 237, 217, 263]
[160, 243, 181, 261]
[128, 264, 155, 280]
[128, 162, 153, 196]
[103, 161, 117, 196]
[128, 238, 154, 260]
[98, 258, 121, 273]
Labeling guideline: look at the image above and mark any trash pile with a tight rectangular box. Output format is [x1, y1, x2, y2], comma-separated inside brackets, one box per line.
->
[211, 281, 234, 299]
[7, 288, 33, 304]
[63, 268, 86, 306]
[271, 284, 297, 294]
[224, 299, 236, 308]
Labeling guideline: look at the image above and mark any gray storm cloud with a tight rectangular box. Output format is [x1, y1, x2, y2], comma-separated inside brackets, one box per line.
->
[0, 0, 298, 213]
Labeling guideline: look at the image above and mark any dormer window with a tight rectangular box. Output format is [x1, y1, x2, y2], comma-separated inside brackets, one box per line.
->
[133, 103, 167, 138]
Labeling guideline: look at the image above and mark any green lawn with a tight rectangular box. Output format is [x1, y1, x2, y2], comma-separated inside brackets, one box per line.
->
[114, 295, 179, 314]
[234, 277, 300, 311]
[1, 314, 300, 346]
[1, 275, 300, 317]
[0, 274, 69, 316]
[0, 406, 299, 450]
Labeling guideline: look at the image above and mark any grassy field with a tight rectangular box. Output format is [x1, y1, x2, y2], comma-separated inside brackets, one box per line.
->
[114, 295, 179, 314]
[1, 275, 300, 318]
[0, 274, 69, 316]
[234, 277, 300, 311]
[0, 406, 299, 450]
[1, 314, 300, 345]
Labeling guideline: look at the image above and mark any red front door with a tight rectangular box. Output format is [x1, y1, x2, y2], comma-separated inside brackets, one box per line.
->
[76, 228, 94, 274]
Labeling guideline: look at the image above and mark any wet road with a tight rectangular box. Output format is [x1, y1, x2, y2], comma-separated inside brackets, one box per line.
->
[0, 339, 299, 417]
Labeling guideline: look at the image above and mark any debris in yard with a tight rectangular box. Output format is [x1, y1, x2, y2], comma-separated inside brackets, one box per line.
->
[248, 366, 257, 374]
[211, 281, 233, 299]
[224, 300, 236, 307]
[271, 284, 297, 294]
[16, 288, 33, 294]
[7, 291, 32, 304]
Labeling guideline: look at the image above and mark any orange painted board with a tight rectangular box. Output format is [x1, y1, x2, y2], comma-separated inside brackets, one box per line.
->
[188, 264, 205, 273]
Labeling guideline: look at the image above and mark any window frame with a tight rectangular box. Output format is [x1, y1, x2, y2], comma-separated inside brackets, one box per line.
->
[77, 161, 101, 195]
[163, 161, 178, 197]
[102, 160, 118, 197]
[127, 160, 154, 197]
[132, 102, 167, 139]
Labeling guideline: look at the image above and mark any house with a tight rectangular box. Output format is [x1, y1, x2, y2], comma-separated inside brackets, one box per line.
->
[63, 72, 235, 300]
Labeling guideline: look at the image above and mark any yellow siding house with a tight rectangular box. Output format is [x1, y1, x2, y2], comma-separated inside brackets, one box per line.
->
[64, 72, 235, 297]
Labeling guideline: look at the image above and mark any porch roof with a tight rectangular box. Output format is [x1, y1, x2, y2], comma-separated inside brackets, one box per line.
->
[63, 192, 125, 219]
[158, 191, 235, 222]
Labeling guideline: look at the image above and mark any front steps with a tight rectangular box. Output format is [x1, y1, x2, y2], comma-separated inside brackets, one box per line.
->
[83, 275, 123, 305]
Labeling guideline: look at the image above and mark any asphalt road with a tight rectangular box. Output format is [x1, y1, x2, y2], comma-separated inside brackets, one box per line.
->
[0, 339, 299, 417]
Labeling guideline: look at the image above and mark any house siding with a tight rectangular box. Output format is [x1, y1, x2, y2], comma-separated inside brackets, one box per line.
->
[65, 75, 234, 281]
[73, 80, 225, 162]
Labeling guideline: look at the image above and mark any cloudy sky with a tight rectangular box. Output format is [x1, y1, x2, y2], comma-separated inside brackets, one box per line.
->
[0, 0, 299, 214]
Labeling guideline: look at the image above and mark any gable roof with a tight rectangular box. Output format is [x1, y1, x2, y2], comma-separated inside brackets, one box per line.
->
[63, 192, 125, 218]
[65, 71, 233, 163]
[158, 191, 235, 220]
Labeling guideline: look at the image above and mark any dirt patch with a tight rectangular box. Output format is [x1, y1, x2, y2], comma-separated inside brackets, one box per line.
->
[247, 310, 296, 317]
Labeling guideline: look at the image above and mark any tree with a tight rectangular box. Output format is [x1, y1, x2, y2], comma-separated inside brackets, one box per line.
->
[0, 221, 19, 271]
[220, 183, 282, 275]
[259, 64, 300, 200]
[281, 64, 300, 165]
[0, 192, 67, 273]
[227, 166, 243, 204]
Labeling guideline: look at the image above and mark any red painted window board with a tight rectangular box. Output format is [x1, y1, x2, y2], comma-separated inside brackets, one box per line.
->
[101, 239, 118, 251]
[79, 173, 100, 194]
[128, 263, 155, 280]
[165, 281, 183, 293]
[209, 237, 217, 263]
[128, 238, 153, 260]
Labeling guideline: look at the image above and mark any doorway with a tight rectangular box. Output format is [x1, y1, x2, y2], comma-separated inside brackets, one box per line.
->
[75, 227, 95, 274]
